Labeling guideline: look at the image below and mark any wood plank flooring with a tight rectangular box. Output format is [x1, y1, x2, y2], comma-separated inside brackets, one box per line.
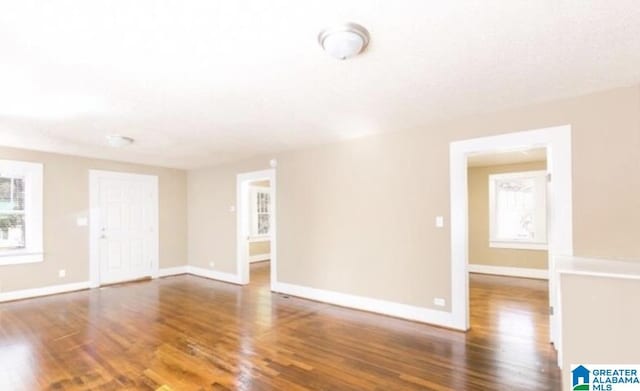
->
[0, 263, 561, 390]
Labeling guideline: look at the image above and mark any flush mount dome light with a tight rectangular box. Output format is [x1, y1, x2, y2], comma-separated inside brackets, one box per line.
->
[106, 134, 134, 148]
[318, 23, 370, 60]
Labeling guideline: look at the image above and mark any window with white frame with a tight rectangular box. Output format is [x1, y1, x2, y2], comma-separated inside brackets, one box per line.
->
[250, 185, 271, 238]
[489, 170, 547, 250]
[0, 160, 43, 265]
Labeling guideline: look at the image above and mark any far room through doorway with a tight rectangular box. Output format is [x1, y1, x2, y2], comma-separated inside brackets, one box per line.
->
[236, 168, 277, 288]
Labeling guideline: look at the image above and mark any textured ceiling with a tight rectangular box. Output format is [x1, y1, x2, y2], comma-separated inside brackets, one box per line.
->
[1, 1, 639, 169]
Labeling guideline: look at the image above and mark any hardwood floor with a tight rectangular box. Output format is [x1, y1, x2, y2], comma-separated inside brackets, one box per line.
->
[0, 264, 561, 390]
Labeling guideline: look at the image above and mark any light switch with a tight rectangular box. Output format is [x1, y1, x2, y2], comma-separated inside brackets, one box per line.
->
[229, 205, 236, 212]
[76, 217, 88, 226]
[435, 216, 444, 228]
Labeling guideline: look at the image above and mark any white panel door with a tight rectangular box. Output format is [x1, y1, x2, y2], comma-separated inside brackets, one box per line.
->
[96, 174, 157, 285]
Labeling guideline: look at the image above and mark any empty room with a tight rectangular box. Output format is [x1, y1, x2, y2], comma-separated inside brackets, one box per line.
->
[1, 2, 639, 390]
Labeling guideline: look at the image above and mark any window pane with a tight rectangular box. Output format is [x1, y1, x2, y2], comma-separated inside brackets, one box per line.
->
[495, 178, 536, 241]
[0, 213, 25, 250]
[0, 178, 10, 203]
[0, 177, 25, 211]
[258, 213, 270, 235]
[13, 178, 25, 210]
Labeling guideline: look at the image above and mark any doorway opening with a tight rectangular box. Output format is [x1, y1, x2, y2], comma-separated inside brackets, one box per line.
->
[467, 147, 549, 279]
[236, 169, 276, 289]
[449, 125, 573, 365]
[466, 148, 552, 365]
[89, 170, 159, 288]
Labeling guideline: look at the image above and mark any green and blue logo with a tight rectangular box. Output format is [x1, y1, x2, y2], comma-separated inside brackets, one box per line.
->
[572, 365, 590, 390]
[571, 364, 640, 390]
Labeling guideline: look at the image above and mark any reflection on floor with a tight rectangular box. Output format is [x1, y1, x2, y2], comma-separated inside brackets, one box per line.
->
[0, 266, 561, 390]
[250, 260, 270, 286]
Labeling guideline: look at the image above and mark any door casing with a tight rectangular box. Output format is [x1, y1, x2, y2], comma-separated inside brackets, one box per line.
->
[449, 124, 573, 366]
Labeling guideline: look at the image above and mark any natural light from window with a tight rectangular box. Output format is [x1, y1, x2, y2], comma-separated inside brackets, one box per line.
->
[489, 171, 547, 250]
[0, 160, 43, 265]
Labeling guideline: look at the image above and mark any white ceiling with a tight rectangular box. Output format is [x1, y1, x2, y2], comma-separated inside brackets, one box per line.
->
[468, 148, 546, 167]
[1, 1, 639, 169]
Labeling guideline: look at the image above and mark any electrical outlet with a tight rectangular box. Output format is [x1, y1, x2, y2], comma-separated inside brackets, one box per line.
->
[433, 297, 446, 307]
[209, 262, 215, 268]
[58, 269, 66, 278]
[229, 205, 236, 212]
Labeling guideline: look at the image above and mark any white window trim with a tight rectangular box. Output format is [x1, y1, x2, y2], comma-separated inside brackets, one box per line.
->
[489, 241, 548, 250]
[0, 160, 44, 266]
[488, 170, 547, 250]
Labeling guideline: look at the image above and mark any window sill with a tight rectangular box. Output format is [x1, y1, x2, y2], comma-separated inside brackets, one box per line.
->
[248, 236, 271, 242]
[0, 252, 44, 266]
[489, 241, 547, 251]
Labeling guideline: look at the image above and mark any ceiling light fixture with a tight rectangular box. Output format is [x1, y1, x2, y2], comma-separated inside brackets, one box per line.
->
[318, 23, 370, 60]
[106, 134, 134, 148]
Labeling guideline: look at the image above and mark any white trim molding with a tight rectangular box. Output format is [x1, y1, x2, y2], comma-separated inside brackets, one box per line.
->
[450, 125, 573, 350]
[272, 282, 464, 330]
[157, 266, 189, 277]
[249, 254, 270, 263]
[0, 281, 90, 303]
[187, 266, 242, 285]
[0, 252, 44, 265]
[489, 241, 548, 251]
[468, 264, 548, 280]
[158, 265, 243, 284]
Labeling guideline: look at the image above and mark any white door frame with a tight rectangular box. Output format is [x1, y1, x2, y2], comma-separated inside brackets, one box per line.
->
[449, 125, 573, 352]
[236, 169, 276, 287]
[89, 170, 160, 288]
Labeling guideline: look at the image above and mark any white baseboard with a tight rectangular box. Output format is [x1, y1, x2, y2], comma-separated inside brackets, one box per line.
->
[187, 266, 242, 285]
[249, 254, 270, 263]
[0, 281, 90, 303]
[272, 282, 463, 330]
[159, 265, 242, 285]
[157, 266, 189, 277]
[0, 265, 240, 303]
[468, 264, 548, 279]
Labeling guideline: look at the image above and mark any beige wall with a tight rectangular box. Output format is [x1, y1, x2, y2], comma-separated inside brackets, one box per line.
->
[0, 147, 187, 293]
[561, 273, 640, 390]
[188, 158, 269, 273]
[249, 241, 270, 257]
[187, 85, 640, 312]
[468, 161, 548, 269]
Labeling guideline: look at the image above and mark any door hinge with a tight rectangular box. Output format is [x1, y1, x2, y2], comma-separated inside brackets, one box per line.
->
[549, 306, 554, 315]
[546, 173, 552, 182]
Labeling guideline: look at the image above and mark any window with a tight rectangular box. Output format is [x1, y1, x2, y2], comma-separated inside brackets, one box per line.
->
[489, 170, 547, 250]
[0, 160, 43, 265]
[250, 185, 271, 238]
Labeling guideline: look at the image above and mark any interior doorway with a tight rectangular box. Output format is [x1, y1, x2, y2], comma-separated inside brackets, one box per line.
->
[236, 169, 276, 288]
[466, 148, 553, 366]
[89, 170, 159, 287]
[449, 125, 573, 362]
[467, 148, 549, 279]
